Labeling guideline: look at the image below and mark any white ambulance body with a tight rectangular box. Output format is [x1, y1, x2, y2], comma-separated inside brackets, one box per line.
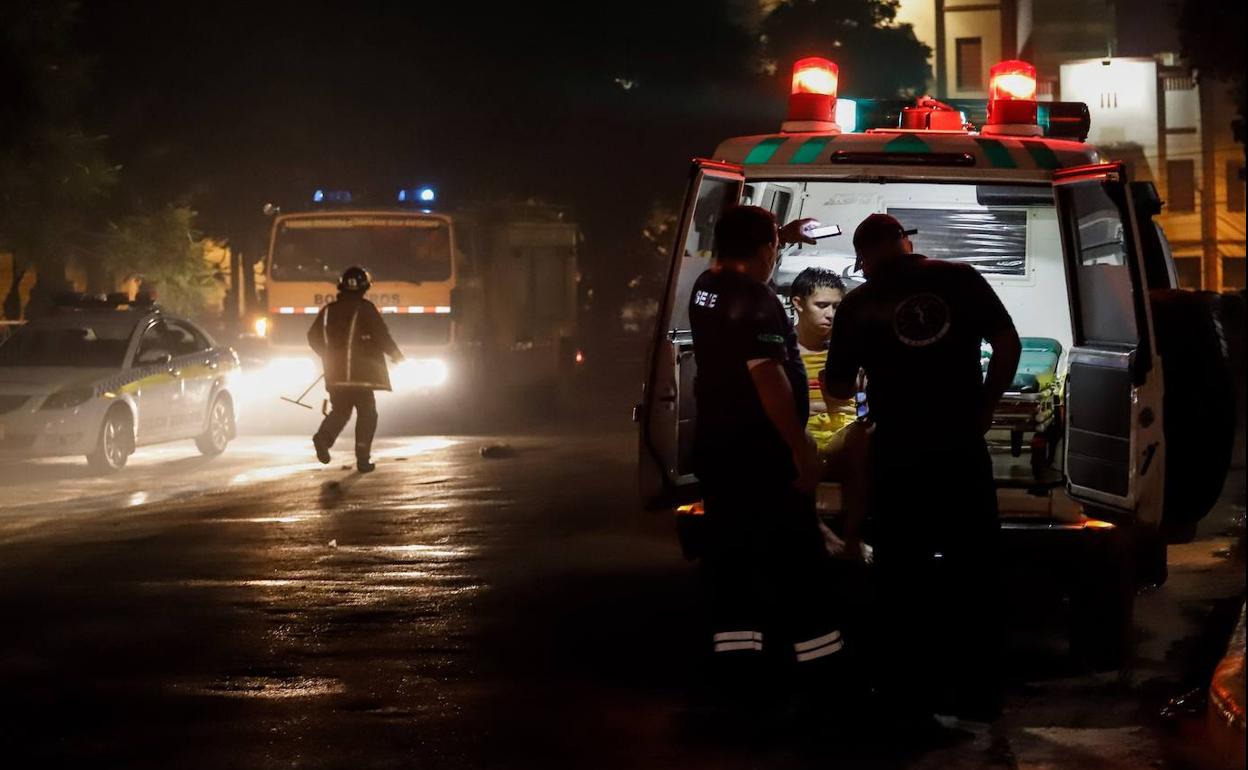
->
[636, 58, 1235, 667]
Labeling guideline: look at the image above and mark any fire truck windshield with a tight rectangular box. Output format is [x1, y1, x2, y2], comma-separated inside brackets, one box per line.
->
[270, 215, 451, 283]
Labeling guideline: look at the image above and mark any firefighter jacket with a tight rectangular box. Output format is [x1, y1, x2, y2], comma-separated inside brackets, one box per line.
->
[307, 293, 402, 390]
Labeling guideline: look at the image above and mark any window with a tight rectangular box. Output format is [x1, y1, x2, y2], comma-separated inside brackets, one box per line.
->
[888, 207, 1028, 276]
[1167, 159, 1196, 212]
[137, 322, 171, 362]
[1228, 161, 1246, 212]
[1058, 181, 1139, 345]
[163, 320, 208, 356]
[956, 38, 983, 91]
[671, 175, 740, 330]
[1223, 257, 1246, 290]
[1173, 257, 1201, 289]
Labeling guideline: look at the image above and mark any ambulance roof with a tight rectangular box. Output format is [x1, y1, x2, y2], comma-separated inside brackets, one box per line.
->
[712, 130, 1100, 180]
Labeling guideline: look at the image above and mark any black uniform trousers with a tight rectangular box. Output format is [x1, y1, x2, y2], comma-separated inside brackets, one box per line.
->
[868, 429, 1002, 719]
[699, 468, 844, 669]
[314, 387, 378, 461]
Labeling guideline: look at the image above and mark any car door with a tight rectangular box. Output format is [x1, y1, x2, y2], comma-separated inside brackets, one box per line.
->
[637, 160, 744, 509]
[1053, 162, 1165, 526]
[130, 320, 180, 444]
[163, 319, 215, 436]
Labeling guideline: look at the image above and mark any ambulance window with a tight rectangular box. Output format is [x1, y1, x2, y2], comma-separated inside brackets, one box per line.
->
[671, 177, 739, 330]
[1064, 183, 1139, 345]
[888, 207, 1028, 276]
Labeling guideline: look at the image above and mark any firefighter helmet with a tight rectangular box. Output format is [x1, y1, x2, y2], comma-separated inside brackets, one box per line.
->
[338, 266, 372, 292]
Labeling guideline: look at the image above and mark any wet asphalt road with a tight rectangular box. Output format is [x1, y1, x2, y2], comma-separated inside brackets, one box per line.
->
[0, 428, 1243, 769]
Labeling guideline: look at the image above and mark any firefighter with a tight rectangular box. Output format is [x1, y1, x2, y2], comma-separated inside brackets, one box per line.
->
[823, 213, 1021, 727]
[688, 205, 843, 707]
[308, 266, 405, 472]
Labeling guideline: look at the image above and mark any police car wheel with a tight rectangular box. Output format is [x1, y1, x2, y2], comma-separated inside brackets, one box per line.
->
[87, 408, 133, 472]
[195, 396, 234, 456]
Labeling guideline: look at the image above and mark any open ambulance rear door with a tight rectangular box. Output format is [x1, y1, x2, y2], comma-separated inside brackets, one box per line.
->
[1053, 162, 1165, 527]
[637, 161, 743, 510]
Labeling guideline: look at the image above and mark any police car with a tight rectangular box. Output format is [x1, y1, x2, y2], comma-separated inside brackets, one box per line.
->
[636, 57, 1236, 667]
[0, 296, 239, 471]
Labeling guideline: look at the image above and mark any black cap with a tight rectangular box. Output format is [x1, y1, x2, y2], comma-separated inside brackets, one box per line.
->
[852, 213, 917, 252]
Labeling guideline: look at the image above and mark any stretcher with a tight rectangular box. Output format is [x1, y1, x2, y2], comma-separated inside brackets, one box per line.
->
[984, 337, 1064, 480]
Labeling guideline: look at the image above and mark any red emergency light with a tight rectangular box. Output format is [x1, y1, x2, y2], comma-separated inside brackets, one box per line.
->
[985, 59, 1041, 135]
[784, 57, 840, 132]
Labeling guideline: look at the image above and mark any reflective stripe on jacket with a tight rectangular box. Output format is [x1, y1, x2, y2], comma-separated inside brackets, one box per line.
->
[307, 294, 401, 390]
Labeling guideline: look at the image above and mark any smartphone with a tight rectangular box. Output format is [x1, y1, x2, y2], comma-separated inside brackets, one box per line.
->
[804, 223, 842, 239]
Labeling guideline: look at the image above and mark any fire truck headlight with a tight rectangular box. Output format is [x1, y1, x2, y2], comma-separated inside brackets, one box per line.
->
[253, 317, 269, 338]
[392, 358, 449, 391]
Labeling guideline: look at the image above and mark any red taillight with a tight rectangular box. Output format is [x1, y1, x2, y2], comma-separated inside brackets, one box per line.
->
[785, 57, 840, 132]
[791, 57, 839, 96]
[987, 59, 1039, 131]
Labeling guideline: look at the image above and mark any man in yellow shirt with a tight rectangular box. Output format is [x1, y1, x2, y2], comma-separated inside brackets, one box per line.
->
[788, 268, 869, 560]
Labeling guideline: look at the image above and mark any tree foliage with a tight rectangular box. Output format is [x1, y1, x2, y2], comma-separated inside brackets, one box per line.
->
[1176, 0, 1245, 125]
[99, 206, 214, 317]
[1, 0, 214, 319]
[761, 0, 931, 98]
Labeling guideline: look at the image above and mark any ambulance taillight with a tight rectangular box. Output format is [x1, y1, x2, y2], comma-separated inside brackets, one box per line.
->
[784, 57, 841, 133]
[985, 60, 1041, 136]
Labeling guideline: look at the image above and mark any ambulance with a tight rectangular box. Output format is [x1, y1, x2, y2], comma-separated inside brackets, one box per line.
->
[636, 58, 1236, 667]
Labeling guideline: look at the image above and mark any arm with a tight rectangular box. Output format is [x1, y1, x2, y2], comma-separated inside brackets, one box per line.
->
[748, 359, 820, 493]
[307, 307, 328, 357]
[980, 327, 1021, 432]
[970, 267, 1020, 433]
[365, 303, 404, 362]
[822, 297, 860, 402]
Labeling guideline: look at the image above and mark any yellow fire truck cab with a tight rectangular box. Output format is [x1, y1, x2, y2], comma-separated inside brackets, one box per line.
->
[636, 57, 1236, 668]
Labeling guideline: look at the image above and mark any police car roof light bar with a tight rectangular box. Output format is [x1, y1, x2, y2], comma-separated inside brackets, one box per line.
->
[984, 59, 1042, 137]
[783, 57, 841, 134]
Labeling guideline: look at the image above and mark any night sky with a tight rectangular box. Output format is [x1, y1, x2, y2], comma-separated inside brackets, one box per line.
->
[75, 0, 785, 294]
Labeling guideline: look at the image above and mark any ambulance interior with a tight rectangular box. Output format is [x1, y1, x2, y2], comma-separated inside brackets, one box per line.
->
[673, 178, 1081, 499]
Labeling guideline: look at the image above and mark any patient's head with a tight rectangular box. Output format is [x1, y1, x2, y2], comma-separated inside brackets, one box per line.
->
[789, 267, 845, 347]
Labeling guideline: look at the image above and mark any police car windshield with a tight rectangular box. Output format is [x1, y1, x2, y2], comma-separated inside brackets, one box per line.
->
[271, 215, 451, 283]
[0, 319, 138, 368]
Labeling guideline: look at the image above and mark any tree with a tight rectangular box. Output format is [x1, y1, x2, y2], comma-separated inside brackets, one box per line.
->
[0, 0, 116, 318]
[98, 206, 215, 317]
[760, 0, 932, 98]
[1177, 0, 1245, 129]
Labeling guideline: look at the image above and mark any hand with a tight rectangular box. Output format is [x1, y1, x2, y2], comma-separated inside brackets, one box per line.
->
[839, 535, 866, 563]
[792, 434, 822, 495]
[819, 521, 845, 557]
[778, 218, 819, 246]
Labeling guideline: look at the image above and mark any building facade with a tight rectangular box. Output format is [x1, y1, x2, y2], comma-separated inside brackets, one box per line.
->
[894, 0, 1245, 290]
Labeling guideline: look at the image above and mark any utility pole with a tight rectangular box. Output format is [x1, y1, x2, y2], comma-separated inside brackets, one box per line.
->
[1199, 74, 1221, 291]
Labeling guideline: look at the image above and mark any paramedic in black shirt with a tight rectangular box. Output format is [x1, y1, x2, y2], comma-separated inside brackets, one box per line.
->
[824, 214, 1021, 727]
[688, 205, 844, 708]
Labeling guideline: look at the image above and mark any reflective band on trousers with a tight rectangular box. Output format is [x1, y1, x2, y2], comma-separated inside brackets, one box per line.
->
[794, 630, 843, 662]
[713, 630, 763, 653]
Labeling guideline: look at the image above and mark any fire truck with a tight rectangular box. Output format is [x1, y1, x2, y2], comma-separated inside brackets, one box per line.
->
[636, 58, 1236, 667]
[244, 189, 579, 415]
